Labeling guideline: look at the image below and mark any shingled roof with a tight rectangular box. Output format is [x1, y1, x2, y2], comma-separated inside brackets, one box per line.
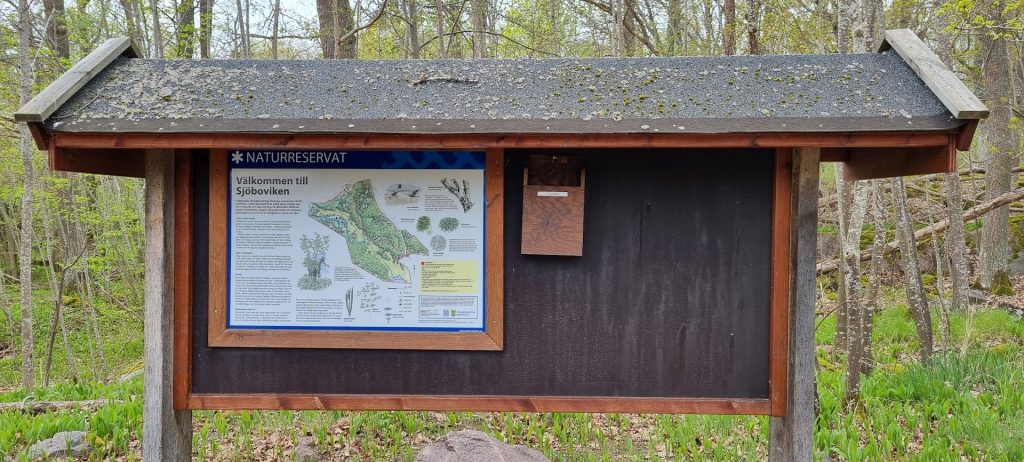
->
[16, 30, 986, 141]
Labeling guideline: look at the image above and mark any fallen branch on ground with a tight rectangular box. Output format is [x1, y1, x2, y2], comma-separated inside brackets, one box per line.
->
[0, 399, 120, 413]
[817, 187, 1024, 274]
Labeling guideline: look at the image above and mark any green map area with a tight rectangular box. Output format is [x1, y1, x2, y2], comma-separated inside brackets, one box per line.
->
[309, 179, 428, 283]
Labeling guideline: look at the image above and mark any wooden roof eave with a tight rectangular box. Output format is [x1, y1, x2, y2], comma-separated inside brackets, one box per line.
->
[46, 128, 964, 179]
[818, 29, 990, 181]
[14, 37, 141, 150]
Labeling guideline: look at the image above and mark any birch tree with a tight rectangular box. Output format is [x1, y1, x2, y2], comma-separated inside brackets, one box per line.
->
[929, 6, 971, 311]
[149, 0, 164, 57]
[17, 0, 36, 391]
[838, 172, 869, 403]
[891, 177, 934, 360]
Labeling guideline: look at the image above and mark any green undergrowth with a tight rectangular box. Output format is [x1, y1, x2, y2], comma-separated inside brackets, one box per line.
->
[0, 284, 144, 388]
[2, 304, 1022, 461]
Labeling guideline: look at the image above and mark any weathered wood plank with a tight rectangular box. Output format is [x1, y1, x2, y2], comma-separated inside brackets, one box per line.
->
[880, 29, 989, 119]
[51, 131, 954, 151]
[188, 394, 771, 414]
[172, 151, 193, 410]
[955, 120, 979, 151]
[206, 150, 228, 348]
[837, 145, 953, 180]
[769, 149, 793, 416]
[768, 148, 820, 461]
[49, 148, 146, 178]
[485, 148, 506, 349]
[209, 329, 504, 350]
[143, 149, 191, 460]
[14, 37, 139, 123]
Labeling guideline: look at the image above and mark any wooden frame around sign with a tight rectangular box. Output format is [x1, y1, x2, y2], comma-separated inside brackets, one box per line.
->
[175, 145, 792, 415]
[205, 148, 505, 351]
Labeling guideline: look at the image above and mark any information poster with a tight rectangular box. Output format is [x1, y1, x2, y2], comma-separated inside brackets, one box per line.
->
[227, 150, 486, 331]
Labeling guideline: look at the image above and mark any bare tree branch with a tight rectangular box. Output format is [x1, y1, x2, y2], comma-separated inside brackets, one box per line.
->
[420, 29, 561, 57]
[335, 0, 388, 46]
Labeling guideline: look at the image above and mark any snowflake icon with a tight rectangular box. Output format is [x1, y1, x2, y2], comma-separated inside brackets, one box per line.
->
[230, 151, 244, 164]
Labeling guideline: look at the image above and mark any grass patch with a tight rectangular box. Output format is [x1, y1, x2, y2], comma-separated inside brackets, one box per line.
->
[2, 293, 1023, 460]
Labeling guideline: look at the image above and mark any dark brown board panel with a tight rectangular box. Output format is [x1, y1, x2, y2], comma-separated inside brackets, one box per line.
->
[191, 148, 774, 401]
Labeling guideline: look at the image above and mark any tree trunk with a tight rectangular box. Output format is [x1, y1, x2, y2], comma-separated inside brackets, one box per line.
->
[434, 0, 446, 58]
[402, 0, 420, 58]
[611, 0, 624, 55]
[665, 0, 683, 54]
[548, 0, 561, 55]
[723, 0, 736, 55]
[944, 173, 971, 310]
[18, 0, 36, 391]
[0, 273, 15, 344]
[199, 0, 213, 57]
[335, 0, 356, 58]
[890, 177, 934, 361]
[977, 3, 1017, 293]
[471, 0, 487, 58]
[43, 0, 71, 58]
[81, 271, 108, 383]
[149, 0, 164, 57]
[317, 0, 335, 57]
[119, 0, 146, 54]
[839, 176, 868, 403]
[271, 0, 281, 58]
[0, 205, 19, 277]
[745, 0, 760, 54]
[861, 181, 886, 374]
[133, 0, 152, 54]
[834, 164, 850, 354]
[926, 188, 952, 349]
[928, 9, 970, 311]
[176, 0, 196, 57]
[243, 0, 251, 56]
[836, 0, 854, 52]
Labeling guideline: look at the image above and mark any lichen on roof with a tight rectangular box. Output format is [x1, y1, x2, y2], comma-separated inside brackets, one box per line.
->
[46, 52, 959, 134]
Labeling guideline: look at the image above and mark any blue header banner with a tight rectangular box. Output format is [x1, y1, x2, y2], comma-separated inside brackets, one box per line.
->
[229, 150, 486, 170]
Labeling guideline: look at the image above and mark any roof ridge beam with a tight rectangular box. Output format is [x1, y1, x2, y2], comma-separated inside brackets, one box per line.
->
[14, 36, 140, 123]
[879, 29, 988, 120]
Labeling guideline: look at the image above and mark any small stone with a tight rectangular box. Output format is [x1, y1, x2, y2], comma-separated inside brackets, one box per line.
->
[27, 431, 91, 460]
[415, 430, 549, 462]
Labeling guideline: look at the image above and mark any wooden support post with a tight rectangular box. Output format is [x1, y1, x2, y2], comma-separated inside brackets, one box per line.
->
[769, 147, 820, 462]
[144, 149, 192, 460]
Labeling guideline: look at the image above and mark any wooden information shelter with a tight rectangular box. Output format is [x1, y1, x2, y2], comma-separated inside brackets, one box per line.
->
[16, 29, 986, 461]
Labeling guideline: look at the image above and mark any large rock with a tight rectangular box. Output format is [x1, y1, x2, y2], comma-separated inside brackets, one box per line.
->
[415, 430, 549, 462]
[27, 431, 90, 460]
[293, 436, 321, 462]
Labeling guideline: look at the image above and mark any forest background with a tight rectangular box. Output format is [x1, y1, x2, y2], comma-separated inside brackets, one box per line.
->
[0, 0, 1022, 459]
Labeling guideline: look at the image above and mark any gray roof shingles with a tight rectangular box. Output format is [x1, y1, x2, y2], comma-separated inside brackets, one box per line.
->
[46, 51, 961, 134]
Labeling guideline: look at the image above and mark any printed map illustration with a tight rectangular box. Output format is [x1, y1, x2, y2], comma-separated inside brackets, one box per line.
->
[309, 179, 428, 283]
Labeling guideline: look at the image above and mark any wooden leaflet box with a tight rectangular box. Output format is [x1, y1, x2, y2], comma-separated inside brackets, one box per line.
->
[521, 155, 585, 256]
